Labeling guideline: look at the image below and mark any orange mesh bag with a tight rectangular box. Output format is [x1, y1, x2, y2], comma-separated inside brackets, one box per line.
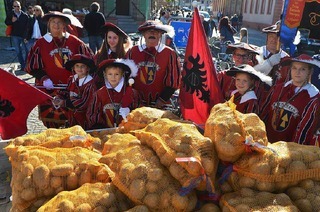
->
[286, 179, 320, 211]
[10, 125, 101, 149]
[134, 118, 218, 193]
[4, 145, 110, 211]
[99, 133, 198, 211]
[219, 188, 299, 211]
[204, 99, 268, 163]
[38, 182, 134, 211]
[228, 141, 320, 193]
[118, 106, 179, 133]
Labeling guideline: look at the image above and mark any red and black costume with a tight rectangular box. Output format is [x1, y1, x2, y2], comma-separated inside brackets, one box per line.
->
[230, 90, 259, 114]
[126, 43, 181, 106]
[59, 74, 96, 129]
[260, 81, 320, 144]
[88, 78, 138, 129]
[25, 32, 93, 127]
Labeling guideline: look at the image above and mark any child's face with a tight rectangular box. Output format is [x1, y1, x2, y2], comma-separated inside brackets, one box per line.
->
[73, 63, 89, 78]
[104, 67, 123, 88]
[290, 62, 312, 86]
[235, 72, 254, 95]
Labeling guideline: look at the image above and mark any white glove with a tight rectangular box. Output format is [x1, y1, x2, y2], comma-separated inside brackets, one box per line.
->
[43, 78, 54, 89]
[119, 107, 130, 122]
[267, 52, 282, 66]
[254, 60, 273, 75]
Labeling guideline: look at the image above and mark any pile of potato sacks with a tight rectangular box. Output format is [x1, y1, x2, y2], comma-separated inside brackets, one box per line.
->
[4, 104, 320, 211]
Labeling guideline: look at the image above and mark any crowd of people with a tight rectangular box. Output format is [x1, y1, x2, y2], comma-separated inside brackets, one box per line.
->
[4, 1, 320, 146]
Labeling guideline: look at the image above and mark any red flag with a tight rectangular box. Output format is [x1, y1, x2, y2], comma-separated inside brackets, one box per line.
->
[0, 69, 52, 139]
[179, 8, 223, 127]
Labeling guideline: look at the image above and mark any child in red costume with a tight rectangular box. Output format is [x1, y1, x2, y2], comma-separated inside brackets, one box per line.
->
[226, 64, 272, 114]
[88, 59, 139, 129]
[260, 54, 320, 144]
[53, 54, 97, 129]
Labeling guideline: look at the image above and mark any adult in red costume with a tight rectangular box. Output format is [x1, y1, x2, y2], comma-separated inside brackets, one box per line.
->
[126, 20, 181, 108]
[25, 11, 93, 128]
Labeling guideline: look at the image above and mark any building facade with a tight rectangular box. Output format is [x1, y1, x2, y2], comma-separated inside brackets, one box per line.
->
[211, 0, 284, 29]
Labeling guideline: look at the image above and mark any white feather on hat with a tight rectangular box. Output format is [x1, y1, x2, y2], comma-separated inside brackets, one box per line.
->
[114, 59, 138, 85]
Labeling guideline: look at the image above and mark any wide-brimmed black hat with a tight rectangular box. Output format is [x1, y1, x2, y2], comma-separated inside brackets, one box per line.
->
[227, 64, 272, 85]
[65, 54, 95, 74]
[43, 11, 71, 25]
[98, 59, 138, 85]
[101, 22, 129, 43]
[226, 42, 259, 55]
[138, 20, 173, 34]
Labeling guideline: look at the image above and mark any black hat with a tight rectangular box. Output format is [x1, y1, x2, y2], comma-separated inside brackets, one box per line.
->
[101, 22, 129, 43]
[227, 64, 272, 85]
[98, 59, 138, 85]
[138, 20, 173, 34]
[43, 11, 71, 25]
[226, 42, 259, 55]
[65, 54, 95, 74]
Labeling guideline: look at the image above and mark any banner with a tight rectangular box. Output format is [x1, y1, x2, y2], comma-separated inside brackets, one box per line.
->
[179, 7, 223, 127]
[0, 69, 52, 139]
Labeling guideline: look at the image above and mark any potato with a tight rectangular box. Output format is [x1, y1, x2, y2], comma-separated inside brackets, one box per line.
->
[28, 156, 40, 168]
[96, 167, 109, 182]
[75, 203, 92, 212]
[58, 199, 75, 211]
[22, 176, 32, 188]
[147, 168, 163, 181]
[146, 181, 158, 193]
[286, 187, 307, 200]
[299, 179, 315, 190]
[67, 172, 78, 190]
[129, 179, 146, 200]
[79, 170, 92, 185]
[33, 164, 50, 190]
[98, 193, 116, 207]
[143, 193, 159, 209]
[256, 181, 274, 192]
[295, 199, 312, 212]
[93, 206, 107, 212]
[131, 164, 147, 179]
[22, 163, 34, 176]
[51, 164, 74, 176]
[20, 187, 37, 201]
[50, 176, 62, 189]
[286, 160, 307, 173]
[198, 203, 221, 212]
[239, 176, 255, 188]
[171, 193, 189, 210]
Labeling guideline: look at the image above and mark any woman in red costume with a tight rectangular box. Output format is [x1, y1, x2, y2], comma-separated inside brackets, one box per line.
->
[25, 11, 93, 128]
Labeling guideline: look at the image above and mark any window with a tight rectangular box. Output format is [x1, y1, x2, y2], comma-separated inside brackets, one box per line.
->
[261, 0, 266, 14]
[255, 0, 260, 14]
[267, 0, 274, 14]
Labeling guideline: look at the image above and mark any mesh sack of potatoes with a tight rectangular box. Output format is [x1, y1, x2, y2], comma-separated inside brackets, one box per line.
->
[4, 145, 110, 211]
[204, 100, 268, 163]
[38, 182, 134, 211]
[134, 118, 218, 192]
[99, 133, 198, 211]
[219, 188, 299, 211]
[285, 179, 320, 212]
[10, 125, 101, 150]
[228, 141, 320, 193]
[118, 106, 179, 133]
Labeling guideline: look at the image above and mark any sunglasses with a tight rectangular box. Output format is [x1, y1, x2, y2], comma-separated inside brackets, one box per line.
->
[233, 53, 249, 59]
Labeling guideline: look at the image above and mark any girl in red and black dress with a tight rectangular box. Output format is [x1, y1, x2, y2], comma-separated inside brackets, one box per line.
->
[88, 59, 138, 129]
[94, 22, 132, 89]
[53, 54, 97, 129]
[260, 54, 320, 145]
[226, 64, 272, 114]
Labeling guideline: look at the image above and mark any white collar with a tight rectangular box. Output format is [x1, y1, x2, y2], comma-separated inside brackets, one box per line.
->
[284, 80, 319, 98]
[105, 77, 124, 92]
[72, 74, 93, 85]
[43, 32, 70, 43]
[138, 43, 166, 53]
[261, 46, 288, 58]
[231, 90, 257, 104]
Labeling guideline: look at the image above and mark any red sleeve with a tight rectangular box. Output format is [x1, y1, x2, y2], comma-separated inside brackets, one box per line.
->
[293, 97, 320, 145]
